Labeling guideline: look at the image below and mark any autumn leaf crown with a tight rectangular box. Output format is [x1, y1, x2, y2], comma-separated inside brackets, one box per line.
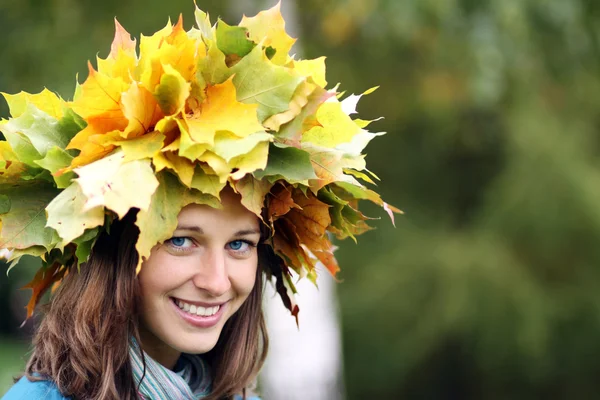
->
[0, 3, 399, 319]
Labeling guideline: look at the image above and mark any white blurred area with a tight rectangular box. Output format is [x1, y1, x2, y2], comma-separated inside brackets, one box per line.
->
[261, 271, 345, 400]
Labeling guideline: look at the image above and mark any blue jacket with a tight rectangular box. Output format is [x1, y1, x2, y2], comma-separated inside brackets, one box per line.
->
[2, 376, 261, 399]
[2, 377, 67, 399]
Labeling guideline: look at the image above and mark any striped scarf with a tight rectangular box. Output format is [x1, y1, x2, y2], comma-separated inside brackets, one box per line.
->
[129, 339, 212, 399]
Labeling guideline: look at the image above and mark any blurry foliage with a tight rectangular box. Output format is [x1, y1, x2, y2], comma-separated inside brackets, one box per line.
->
[2, 0, 600, 399]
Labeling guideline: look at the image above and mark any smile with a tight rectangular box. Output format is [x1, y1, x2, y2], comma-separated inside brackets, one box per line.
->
[169, 297, 226, 328]
[175, 299, 220, 317]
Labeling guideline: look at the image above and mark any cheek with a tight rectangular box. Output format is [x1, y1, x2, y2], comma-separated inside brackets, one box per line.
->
[230, 259, 258, 297]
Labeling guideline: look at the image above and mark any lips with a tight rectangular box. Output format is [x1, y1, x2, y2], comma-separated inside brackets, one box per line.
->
[170, 297, 226, 328]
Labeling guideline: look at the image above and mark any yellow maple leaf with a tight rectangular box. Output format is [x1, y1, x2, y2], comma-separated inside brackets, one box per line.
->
[240, 2, 296, 66]
[138, 16, 201, 93]
[70, 62, 129, 121]
[2, 88, 64, 119]
[185, 77, 263, 145]
[121, 82, 164, 138]
[301, 100, 360, 148]
[293, 57, 327, 88]
[97, 19, 138, 82]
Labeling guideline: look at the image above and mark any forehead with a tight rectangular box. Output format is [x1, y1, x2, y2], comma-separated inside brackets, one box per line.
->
[176, 189, 259, 230]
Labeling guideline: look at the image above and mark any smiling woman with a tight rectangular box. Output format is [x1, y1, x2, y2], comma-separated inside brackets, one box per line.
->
[0, 2, 397, 400]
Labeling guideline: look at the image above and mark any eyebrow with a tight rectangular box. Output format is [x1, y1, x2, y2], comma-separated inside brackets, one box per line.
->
[175, 225, 261, 236]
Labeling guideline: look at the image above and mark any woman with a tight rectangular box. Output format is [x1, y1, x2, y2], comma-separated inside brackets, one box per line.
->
[0, 3, 398, 399]
[4, 188, 267, 399]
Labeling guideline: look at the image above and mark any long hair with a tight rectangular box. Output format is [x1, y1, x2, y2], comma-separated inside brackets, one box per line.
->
[24, 212, 269, 400]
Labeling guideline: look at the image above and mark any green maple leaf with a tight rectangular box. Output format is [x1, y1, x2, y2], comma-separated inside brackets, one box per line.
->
[1, 104, 84, 162]
[216, 20, 255, 57]
[231, 45, 304, 122]
[0, 181, 60, 250]
[34, 147, 76, 188]
[198, 39, 231, 86]
[212, 131, 272, 162]
[255, 143, 317, 184]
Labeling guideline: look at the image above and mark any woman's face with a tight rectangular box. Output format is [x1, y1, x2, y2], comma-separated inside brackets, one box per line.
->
[137, 188, 260, 368]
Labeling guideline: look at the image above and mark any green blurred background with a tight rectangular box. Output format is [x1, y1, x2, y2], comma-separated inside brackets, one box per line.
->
[2, 0, 600, 398]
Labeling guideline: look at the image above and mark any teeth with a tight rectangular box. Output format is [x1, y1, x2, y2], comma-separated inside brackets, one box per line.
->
[175, 299, 220, 317]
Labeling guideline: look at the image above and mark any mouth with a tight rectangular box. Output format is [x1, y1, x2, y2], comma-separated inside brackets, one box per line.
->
[169, 297, 226, 328]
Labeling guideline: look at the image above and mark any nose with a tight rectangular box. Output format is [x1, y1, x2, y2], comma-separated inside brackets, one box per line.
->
[192, 248, 231, 297]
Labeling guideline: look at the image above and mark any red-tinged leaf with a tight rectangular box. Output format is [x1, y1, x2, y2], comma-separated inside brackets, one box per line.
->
[312, 237, 340, 276]
[21, 262, 66, 319]
[272, 218, 313, 274]
[285, 190, 331, 252]
[277, 86, 334, 147]
[268, 183, 301, 222]
[110, 19, 137, 58]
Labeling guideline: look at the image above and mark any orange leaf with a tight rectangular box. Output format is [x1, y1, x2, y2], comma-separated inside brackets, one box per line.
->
[268, 183, 300, 222]
[272, 218, 313, 274]
[21, 262, 66, 319]
[121, 83, 164, 138]
[285, 190, 331, 252]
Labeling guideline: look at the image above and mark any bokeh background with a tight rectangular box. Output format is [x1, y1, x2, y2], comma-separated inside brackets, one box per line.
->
[2, 0, 600, 398]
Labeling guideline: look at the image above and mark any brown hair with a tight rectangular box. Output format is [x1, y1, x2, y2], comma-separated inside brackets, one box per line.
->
[24, 213, 269, 400]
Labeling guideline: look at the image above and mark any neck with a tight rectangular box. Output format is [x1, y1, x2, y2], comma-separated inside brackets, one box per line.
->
[138, 327, 181, 369]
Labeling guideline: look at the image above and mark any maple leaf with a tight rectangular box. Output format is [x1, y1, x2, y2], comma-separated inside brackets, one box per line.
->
[0, 181, 60, 250]
[2, 88, 65, 120]
[212, 131, 272, 162]
[230, 44, 304, 122]
[0, 104, 85, 168]
[22, 262, 67, 319]
[216, 20, 255, 58]
[197, 39, 230, 86]
[74, 151, 159, 218]
[190, 164, 226, 198]
[0, 141, 29, 183]
[96, 19, 137, 82]
[34, 147, 76, 188]
[302, 143, 363, 191]
[70, 63, 129, 123]
[276, 86, 335, 147]
[194, 7, 214, 40]
[263, 81, 315, 132]
[153, 151, 195, 187]
[46, 182, 105, 246]
[64, 130, 124, 173]
[120, 82, 164, 138]
[240, 2, 296, 66]
[254, 143, 317, 185]
[138, 16, 199, 93]
[292, 57, 327, 88]
[153, 64, 191, 116]
[267, 183, 301, 222]
[233, 174, 273, 219]
[112, 130, 165, 162]
[185, 77, 263, 145]
[285, 190, 332, 254]
[228, 140, 270, 180]
[333, 181, 403, 226]
[302, 99, 361, 148]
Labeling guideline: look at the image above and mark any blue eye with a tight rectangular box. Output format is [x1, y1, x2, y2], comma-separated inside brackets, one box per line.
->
[229, 240, 245, 251]
[167, 237, 193, 250]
